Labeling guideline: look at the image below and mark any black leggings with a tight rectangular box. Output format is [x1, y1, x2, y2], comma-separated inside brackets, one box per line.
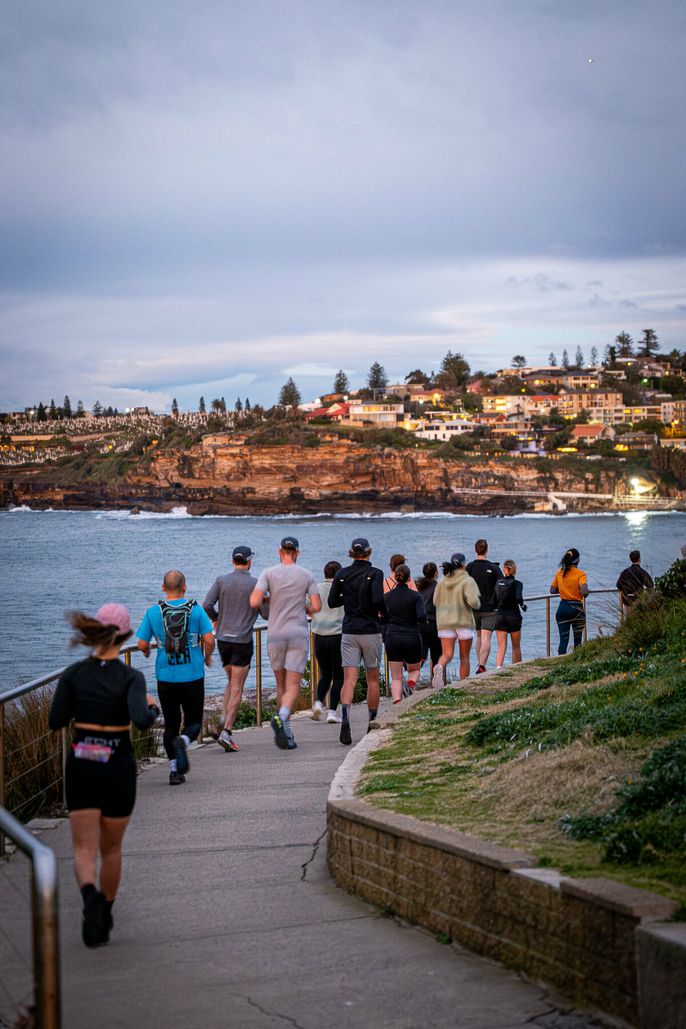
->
[157, 679, 205, 760]
[314, 634, 343, 710]
[421, 623, 441, 666]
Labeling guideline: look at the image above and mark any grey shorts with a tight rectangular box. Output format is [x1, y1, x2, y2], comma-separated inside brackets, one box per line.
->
[341, 633, 383, 669]
[267, 638, 309, 674]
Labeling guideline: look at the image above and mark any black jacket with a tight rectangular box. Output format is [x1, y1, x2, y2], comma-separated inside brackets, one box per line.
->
[466, 559, 501, 612]
[328, 560, 386, 634]
[616, 564, 654, 605]
[384, 584, 427, 633]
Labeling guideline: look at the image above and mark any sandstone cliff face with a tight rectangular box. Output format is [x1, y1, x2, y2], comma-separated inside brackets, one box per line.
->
[0, 436, 646, 514]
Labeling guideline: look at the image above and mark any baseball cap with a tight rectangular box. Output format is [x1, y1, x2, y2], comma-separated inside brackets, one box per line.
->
[280, 536, 299, 549]
[96, 603, 132, 636]
[450, 552, 466, 567]
[351, 537, 371, 552]
[232, 545, 254, 562]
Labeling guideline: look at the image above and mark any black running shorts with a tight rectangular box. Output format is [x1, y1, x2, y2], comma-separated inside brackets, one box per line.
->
[217, 640, 254, 668]
[384, 628, 423, 665]
[65, 750, 137, 818]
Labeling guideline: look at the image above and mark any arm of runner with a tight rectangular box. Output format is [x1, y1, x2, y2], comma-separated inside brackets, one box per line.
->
[305, 575, 321, 615]
[127, 670, 160, 729]
[415, 593, 427, 624]
[202, 631, 215, 667]
[136, 609, 153, 657]
[196, 607, 215, 667]
[202, 580, 219, 623]
[250, 569, 269, 610]
[371, 568, 386, 615]
[48, 670, 72, 730]
[327, 570, 344, 608]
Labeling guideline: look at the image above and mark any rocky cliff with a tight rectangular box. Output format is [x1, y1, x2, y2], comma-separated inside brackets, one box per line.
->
[0, 434, 640, 514]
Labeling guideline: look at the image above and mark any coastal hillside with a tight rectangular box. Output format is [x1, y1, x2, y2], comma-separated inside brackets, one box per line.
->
[0, 424, 679, 514]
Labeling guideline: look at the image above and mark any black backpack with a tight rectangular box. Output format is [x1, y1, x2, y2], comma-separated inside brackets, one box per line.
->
[159, 600, 196, 661]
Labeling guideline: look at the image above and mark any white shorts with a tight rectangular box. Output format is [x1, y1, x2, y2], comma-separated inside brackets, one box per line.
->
[438, 628, 475, 641]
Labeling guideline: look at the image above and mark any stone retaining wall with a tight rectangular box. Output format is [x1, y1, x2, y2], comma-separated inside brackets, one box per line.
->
[327, 730, 684, 1028]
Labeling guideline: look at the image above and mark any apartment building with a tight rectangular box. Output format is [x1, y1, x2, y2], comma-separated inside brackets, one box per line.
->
[346, 402, 404, 426]
[557, 389, 624, 421]
[413, 420, 474, 442]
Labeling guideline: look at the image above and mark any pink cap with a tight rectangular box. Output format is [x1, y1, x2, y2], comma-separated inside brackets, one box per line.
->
[96, 603, 132, 636]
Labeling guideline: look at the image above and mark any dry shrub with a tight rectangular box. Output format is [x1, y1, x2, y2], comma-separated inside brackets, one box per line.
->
[3, 687, 63, 820]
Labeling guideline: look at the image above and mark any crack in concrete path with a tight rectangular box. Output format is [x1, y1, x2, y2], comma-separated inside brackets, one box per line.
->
[232, 992, 306, 1028]
[300, 827, 327, 882]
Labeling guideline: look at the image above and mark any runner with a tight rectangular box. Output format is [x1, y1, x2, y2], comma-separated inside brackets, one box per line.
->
[328, 537, 386, 745]
[416, 561, 441, 674]
[493, 560, 527, 668]
[383, 564, 426, 702]
[48, 605, 160, 947]
[310, 560, 345, 723]
[616, 550, 654, 607]
[432, 553, 481, 685]
[137, 570, 214, 784]
[203, 545, 266, 753]
[383, 554, 417, 593]
[249, 537, 321, 750]
[550, 548, 589, 654]
[466, 539, 501, 673]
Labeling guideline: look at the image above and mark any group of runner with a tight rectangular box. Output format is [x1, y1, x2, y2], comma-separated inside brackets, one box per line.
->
[48, 534, 653, 949]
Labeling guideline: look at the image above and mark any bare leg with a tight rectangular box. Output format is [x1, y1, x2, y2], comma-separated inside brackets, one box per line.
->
[495, 630, 507, 668]
[340, 666, 358, 706]
[479, 629, 493, 668]
[390, 661, 404, 702]
[458, 638, 472, 679]
[281, 669, 302, 713]
[511, 631, 522, 664]
[69, 809, 101, 888]
[224, 664, 250, 729]
[99, 816, 131, 901]
[366, 667, 380, 711]
[439, 638, 455, 676]
[407, 661, 421, 685]
[273, 668, 287, 708]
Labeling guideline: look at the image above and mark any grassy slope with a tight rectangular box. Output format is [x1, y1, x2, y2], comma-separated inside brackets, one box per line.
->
[357, 596, 686, 912]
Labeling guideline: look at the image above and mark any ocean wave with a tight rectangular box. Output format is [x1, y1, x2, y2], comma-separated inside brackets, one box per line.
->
[95, 505, 192, 520]
[8, 504, 33, 512]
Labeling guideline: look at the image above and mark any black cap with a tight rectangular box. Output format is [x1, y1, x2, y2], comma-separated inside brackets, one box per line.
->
[451, 552, 466, 567]
[232, 545, 254, 562]
[351, 537, 371, 552]
[280, 536, 299, 549]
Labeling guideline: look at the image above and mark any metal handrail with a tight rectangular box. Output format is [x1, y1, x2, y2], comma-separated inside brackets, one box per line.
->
[0, 805, 61, 1029]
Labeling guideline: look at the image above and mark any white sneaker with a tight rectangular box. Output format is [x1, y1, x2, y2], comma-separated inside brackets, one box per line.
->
[310, 700, 324, 720]
[326, 710, 341, 723]
[432, 664, 445, 689]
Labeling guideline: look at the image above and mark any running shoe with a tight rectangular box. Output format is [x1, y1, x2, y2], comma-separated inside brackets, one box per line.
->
[476, 664, 486, 675]
[326, 710, 341, 723]
[285, 721, 298, 750]
[82, 889, 108, 948]
[310, 700, 324, 721]
[339, 721, 352, 746]
[271, 714, 289, 750]
[218, 729, 239, 752]
[172, 735, 189, 774]
[401, 681, 412, 698]
[432, 664, 445, 689]
[169, 771, 186, 785]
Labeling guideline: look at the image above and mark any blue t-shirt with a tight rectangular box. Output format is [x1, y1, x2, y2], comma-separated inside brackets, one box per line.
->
[136, 599, 213, 683]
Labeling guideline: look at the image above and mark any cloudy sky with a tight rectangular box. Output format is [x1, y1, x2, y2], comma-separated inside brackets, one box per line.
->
[1, 1, 685, 413]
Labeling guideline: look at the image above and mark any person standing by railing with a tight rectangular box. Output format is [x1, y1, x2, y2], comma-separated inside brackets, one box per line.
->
[616, 550, 654, 607]
[48, 604, 160, 948]
[493, 560, 527, 668]
[550, 548, 589, 654]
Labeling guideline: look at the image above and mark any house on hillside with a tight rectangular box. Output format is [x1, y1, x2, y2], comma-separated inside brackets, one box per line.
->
[570, 424, 615, 446]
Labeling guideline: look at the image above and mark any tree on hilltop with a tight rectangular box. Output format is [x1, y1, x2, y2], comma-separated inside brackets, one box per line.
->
[405, 368, 430, 386]
[548, 353, 557, 367]
[92, 400, 103, 417]
[63, 395, 72, 418]
[333, 369, 350, 394]
[367, 362, 388, 392]
[76, 400, 85, 417]
[36, 402, 47, 422]
[279, 378, 302, 408]
[436, 350, 470, 390]
[575, 346, 585, 368]
[511, 354, 527, 371]
[603, 344, 617, 368]
[49, 398, 57, 420]
[171, 398, 179, 417]
[639, 329, 660, 358]
[590, 345, 599, 367]
[561, 349, 570, 369]
[199, 396, 206, 414]
[616, 331, 634, 358]
[245, 397, 252, 412]
[235, 397, 243, 414]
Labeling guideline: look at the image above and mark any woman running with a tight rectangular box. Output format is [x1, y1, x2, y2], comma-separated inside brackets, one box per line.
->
[432, 553, 481, 686]
[310, 560, 344, 723]
[49, 604, 160, 948]
[550, 548, 589, 654]
[493, 560, 527, 668]
[383, 564, 426, 702]
[416, 562, 441, 673]
[383, 554, 417, 592]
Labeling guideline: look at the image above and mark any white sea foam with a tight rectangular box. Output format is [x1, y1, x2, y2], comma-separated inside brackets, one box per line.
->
[95, 505, 192, 520]
[8, 504, 33, 512]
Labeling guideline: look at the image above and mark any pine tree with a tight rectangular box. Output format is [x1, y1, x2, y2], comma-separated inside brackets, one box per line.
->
[367, 362, 388, 392]
[639, 329, 660, 358]
[220, 396, 227, 413]
[548, 353, 557, 367]
[511, 355, 527, 371]
[171, 397, 179, 417]
[603, 344, 618, 367]
[76, 400, 85, 417]
[199, 396, 206, 414]
[92, 400, 103, 417]
[437, 351, 470, 390]
[279, 378, 302, 408]
[561, 349, 570, 369]
[590, 346, 598, 367]
[615, 332, 634, 357]
[49, 398, 57, 420]
[245, 397, 251, 412]
[235, 397, 243, 414]
[63, 395, 72, 418]
[575, 346, 585, 368]
[333, 370, 350, 394]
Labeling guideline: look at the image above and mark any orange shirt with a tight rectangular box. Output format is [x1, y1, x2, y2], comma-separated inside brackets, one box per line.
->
[551, 566, 587, 602]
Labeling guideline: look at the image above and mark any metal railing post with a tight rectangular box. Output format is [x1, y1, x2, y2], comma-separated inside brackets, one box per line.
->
[583, 597, 588, 643]
[60, 728, 68, 811]
[619, 592, 625, 625]
[0, 703, 5, 857]
[545, 596, 551, 658]
[384, 648, 390, 697]
[255, 630, 263, 725]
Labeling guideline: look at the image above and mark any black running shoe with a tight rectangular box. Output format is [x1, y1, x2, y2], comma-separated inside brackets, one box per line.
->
[82, 889, 108, 948]
[339, 721, 352, 746]
[172, 735, 189, 774]
[271, 715, 289, 750]
[169, 770, 186, 785]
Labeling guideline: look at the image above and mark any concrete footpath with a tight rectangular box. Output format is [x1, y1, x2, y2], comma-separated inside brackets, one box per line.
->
[0, 702, 610, 1028]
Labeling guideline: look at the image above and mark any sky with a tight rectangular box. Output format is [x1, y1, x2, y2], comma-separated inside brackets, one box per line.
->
[1, 0, 685, 414]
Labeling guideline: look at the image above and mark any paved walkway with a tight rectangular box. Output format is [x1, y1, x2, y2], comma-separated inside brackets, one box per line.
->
[1, 702, 608, 1028]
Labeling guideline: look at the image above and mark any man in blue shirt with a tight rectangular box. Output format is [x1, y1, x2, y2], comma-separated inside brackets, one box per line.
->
[137, 569, 215, 785]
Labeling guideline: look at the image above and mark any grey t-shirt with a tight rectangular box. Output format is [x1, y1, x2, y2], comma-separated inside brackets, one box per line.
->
[203, 568, 261, 643]
[255, 563, 319, 641]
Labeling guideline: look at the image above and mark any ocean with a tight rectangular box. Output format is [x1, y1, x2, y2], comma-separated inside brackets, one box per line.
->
[2, 506, 683, 696]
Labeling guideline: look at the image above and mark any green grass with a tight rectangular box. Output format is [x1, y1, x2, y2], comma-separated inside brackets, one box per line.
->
[357, 586, 686, 909]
